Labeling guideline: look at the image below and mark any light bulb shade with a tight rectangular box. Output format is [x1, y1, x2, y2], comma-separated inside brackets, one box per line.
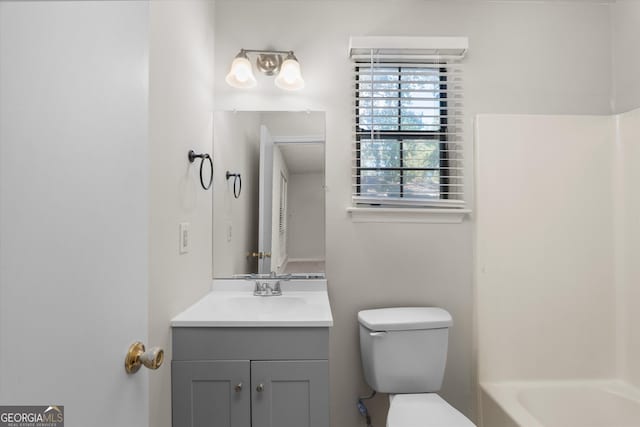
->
[225, 52, 257, 89]
[275, 54, 304, 90]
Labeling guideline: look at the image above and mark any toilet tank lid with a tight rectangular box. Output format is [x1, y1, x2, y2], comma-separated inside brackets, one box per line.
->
[358, 307, 453, 331]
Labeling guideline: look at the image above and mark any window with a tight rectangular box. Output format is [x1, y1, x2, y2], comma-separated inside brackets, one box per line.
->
[352, 50, 465, 209]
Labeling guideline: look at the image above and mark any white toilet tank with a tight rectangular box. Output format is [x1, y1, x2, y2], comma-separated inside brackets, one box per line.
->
[358, 307, 453, 394]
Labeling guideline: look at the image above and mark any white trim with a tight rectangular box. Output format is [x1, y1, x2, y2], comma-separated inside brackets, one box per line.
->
[287, 257, 326, 263]
[349, 36, 468, 59]
[276, 255, 288, 273]
[353, 196, 466, 209]
[347, 207, 471, 224]
[272, 135, 325, 144]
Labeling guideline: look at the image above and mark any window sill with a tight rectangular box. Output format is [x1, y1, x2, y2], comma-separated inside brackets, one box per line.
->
[346, 207, 471, 224]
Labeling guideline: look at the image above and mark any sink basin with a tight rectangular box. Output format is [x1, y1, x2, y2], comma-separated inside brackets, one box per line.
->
[170, 279, 333, 327]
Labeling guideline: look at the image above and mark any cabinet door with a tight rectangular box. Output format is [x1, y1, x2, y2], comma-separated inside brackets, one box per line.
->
[172, 360, 250, 427]
[251, 360, 329, 427]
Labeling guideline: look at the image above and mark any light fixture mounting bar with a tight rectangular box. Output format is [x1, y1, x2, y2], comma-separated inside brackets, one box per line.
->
[226, 48, 304, 90]
[241, 48, 293, 55]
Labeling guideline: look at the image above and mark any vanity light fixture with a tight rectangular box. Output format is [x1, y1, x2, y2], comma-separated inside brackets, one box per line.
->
[225, 49, 305, 90]
[225, 50, 257, 89]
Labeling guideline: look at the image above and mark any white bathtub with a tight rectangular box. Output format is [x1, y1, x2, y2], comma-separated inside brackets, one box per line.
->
[480, 380, 640, 427]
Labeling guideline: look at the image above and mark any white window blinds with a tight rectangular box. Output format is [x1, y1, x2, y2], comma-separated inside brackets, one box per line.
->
[350, 37, 467, 209]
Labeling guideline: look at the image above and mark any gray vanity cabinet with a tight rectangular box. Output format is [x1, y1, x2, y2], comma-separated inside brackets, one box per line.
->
[251, 360, 329, 427]
[171, 327, 329, 427]
[172, 360, 251, 427]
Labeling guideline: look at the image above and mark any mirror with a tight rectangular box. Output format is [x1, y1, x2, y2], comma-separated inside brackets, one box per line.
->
[212, 111, 325, 278]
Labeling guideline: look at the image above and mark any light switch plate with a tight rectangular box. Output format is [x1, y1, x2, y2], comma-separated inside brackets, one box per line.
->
[179, 222, 190, 254]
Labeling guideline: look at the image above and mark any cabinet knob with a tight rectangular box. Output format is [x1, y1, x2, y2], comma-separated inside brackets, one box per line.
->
[234, 383, 243, 392]
[256, 383, 264, 392]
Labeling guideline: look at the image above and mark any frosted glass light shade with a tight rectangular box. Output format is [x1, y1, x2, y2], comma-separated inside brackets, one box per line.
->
[225, 54, 257, 89]
[274, 54, 305, 91]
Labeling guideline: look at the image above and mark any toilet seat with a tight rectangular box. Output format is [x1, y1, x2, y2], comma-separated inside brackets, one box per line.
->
[387, 394, 476, 427]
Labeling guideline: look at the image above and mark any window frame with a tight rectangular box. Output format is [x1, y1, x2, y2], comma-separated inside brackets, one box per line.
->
[354, 64, 450, 203]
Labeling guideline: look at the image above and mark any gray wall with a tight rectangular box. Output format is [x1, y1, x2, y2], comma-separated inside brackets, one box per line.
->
[287, 172, 325, 261]
[148, 2, 216, 426]
[213, 0, 612, 425]
[611, 0, 640, 113]
[212, 112, 261, 277]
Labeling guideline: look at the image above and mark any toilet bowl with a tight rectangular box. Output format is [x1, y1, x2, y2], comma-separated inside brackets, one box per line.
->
[387, 394, 475, 427]
[358, 307, 476, 427]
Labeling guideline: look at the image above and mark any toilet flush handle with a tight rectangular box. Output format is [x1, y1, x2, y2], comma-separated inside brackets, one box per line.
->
[369, 331, 387, 337]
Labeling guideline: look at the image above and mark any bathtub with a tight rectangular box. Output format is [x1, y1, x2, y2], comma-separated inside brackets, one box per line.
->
[480, 380, 640, 427]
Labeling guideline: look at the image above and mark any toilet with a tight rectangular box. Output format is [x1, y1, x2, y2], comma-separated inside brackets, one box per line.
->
[358, 307, 475, 427]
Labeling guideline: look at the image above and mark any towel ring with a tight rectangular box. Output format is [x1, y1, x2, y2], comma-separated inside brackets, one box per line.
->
[188, 150, 213, 190]
[226, 171, 242, 199]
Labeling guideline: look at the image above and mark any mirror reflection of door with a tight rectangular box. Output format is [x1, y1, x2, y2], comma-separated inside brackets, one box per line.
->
[212, 111, 325, 278]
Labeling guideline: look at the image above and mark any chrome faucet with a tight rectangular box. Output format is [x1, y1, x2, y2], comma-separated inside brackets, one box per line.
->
[253, 280, 282, 296]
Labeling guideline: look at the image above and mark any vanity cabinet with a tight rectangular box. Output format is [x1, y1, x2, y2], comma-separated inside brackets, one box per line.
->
[251, 360, 328, 427]
[171, 327, 329, 427]
[172, 360, 250, 427]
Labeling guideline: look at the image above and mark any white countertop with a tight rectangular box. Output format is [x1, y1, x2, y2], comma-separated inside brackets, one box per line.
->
[171, 279, 333, 327]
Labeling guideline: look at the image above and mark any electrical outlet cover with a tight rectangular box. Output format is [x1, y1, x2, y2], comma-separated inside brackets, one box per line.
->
[179, 222, 190, 254]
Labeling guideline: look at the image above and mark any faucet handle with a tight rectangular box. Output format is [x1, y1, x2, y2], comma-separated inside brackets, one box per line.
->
[253, 280, 281, 296]
[254, 281, 264, 294]
[272, 281, 281, 295]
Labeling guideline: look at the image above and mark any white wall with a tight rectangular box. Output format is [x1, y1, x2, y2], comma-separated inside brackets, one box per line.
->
[212, 112, 261, 276]
[475, 115, 616, 383]
[0, 1, 149, 425]
[288, 172, 325, 260]
[213, 0, 611, 424]
[260, 111, 325, 139]
[148, 2, 215, 427]
[611, 0, 640, 113]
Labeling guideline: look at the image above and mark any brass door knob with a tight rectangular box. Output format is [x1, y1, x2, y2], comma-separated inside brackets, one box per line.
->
[234, 383, 243, 392]
[250, 252, 272, 259]
[125, 341, 164, 374]
[256, 383, 264, 392]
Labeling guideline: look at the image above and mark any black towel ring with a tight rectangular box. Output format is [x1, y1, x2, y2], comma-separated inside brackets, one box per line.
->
[226, 171, 242, 199]
[188, 150, 213, 190]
